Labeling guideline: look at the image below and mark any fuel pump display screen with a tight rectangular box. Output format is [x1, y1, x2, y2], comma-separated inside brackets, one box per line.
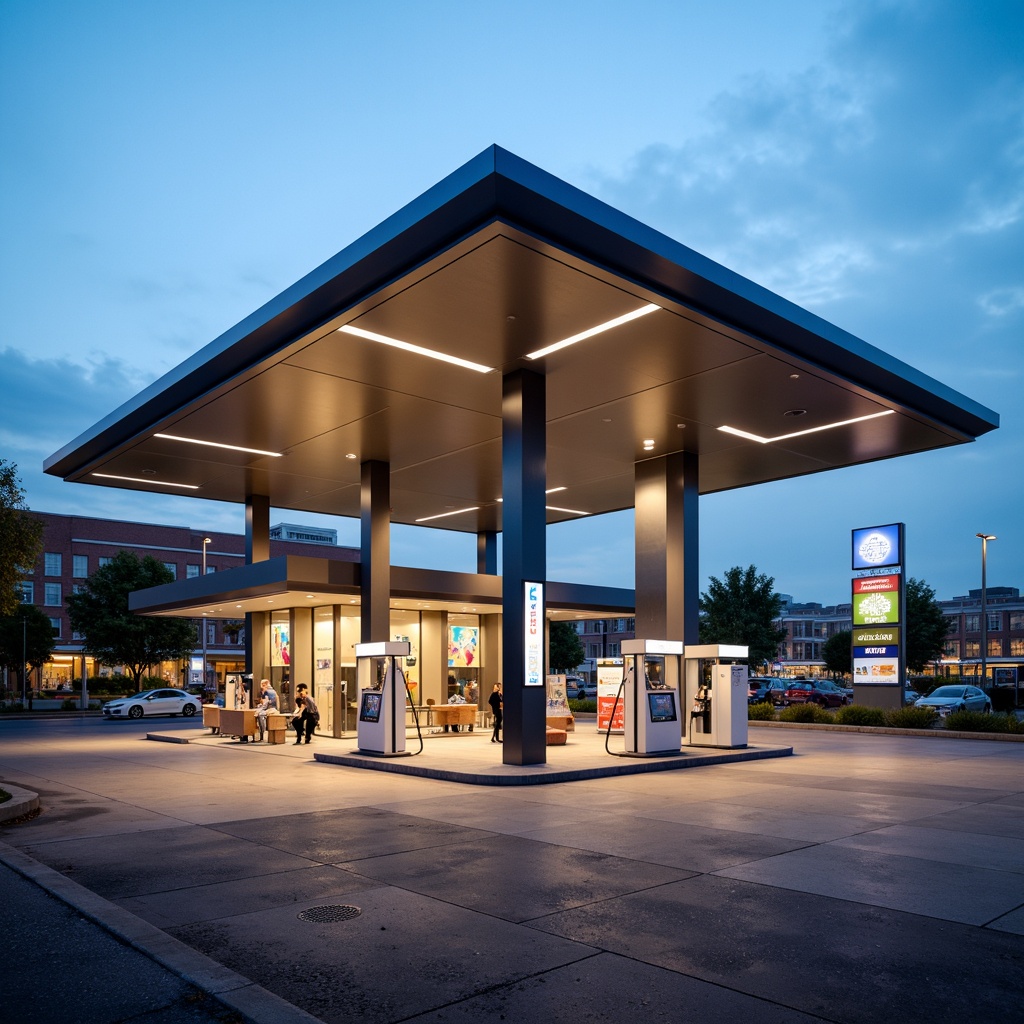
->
[359, 691, 382, 723]
[647, 691, 677, 723]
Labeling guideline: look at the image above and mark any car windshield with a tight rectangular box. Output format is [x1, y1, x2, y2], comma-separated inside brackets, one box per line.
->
[928, 686, 965, 698]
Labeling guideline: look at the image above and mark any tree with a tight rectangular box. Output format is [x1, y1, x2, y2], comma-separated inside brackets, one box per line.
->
[905, 577, 947, 673]
[823, 629, 852, 678]
[67, 551, 197, 687]
[699, 565, 788, 671]
[0, 605, 56, 694]
[0, 460, 44, 617]
[549, 620, 586, 674]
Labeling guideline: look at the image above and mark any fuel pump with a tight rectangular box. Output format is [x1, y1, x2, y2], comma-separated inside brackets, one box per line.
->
[608, 639, 684, 757]
[683, 644, 749, 749]
[355, 641, 422, 756]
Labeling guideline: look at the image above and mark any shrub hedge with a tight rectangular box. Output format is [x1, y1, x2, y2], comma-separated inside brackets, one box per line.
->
[747, 700, 776, 721]
[778, 703, 834, 724]
[944, 710, 1024, 734]
[834, 705, 886, 727]
[884, 706, 937, 729]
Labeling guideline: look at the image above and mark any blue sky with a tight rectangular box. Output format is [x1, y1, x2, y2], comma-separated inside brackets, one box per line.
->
[2, 0, 1021, 606]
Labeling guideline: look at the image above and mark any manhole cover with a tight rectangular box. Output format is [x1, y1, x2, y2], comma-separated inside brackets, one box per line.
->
[297, 904, 362, 923]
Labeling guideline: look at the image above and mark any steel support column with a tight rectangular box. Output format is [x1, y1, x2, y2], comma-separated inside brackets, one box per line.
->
[501, 370, 547, 766]
[244, 493, 270, 676]
[360, 460, 391, 643]
[477, 531, 498, 575]
[634, 451, 699, 643]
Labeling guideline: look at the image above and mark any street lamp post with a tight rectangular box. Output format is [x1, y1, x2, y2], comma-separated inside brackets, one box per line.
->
[201, 537, 212, 696]
[976, 533, 996, 689]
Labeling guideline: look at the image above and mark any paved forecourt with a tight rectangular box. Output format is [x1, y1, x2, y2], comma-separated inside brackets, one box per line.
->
[1, 715, 1022, 1024]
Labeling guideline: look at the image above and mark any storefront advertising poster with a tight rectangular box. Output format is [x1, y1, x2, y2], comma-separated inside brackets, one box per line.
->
[524, 581, 544, 686]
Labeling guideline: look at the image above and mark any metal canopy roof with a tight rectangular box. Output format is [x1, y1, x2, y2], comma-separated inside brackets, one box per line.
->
[45, 146, 998, 534]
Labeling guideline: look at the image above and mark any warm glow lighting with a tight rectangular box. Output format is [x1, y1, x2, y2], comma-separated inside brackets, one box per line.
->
[92, 473, 199, 490]
[415, 506, 480, 523]
[154, 433, 283, 457]
[525, 303, 659, 360]
[339, 325, 494, 373]
[717, 409, 895, 444]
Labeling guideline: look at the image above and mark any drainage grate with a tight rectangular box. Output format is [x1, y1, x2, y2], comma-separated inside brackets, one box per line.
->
[297, 904, 362, 923]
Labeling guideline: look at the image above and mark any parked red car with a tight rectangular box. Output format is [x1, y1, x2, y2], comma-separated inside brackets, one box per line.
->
[781, 680, 847, 708]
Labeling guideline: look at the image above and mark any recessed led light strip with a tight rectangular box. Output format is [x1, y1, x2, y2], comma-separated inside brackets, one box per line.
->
[154, 433, 283, 457]
[718, 409, 895, 444]
[415, 506, 480, 523]
[546, 505, 588, 516]
[339, 325, 495, 374]
[92, 473, 199, 490]
[525, 303, 660, 360]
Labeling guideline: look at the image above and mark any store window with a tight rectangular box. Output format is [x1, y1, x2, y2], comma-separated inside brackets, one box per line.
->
[965, 641, 980, 658]
[1010, 639, 1024, 657]
[988, 639, 1003, 657]
[44, 552, 62, 576]
[73, 554, 88, 578]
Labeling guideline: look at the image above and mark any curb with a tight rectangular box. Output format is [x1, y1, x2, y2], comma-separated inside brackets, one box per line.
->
[0, 838, 325, 1024]
[749, 719, 1024, 741]
[0, 783, 40, 823]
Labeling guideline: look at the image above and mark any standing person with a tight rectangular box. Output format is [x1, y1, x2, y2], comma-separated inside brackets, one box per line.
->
[488, 683, 503, 743]
[465, 680, 479, 731]
[291, 684, 318, 744]
[253, 678, 278, 742]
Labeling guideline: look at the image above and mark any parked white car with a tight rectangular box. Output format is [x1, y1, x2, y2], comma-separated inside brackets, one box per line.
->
[913, 685, 991, 717]
[102, 688, 202, 720]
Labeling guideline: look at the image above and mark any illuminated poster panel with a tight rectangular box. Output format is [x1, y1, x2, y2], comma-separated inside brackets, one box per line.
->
[524, 581, 544, 686]
[448, 626, 479, 667]
[271, 622, 290, 667]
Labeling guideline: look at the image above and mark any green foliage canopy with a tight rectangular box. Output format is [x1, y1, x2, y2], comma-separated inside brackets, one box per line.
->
[67, 551, 197, 686]
[823, 628, 852, 677]
[699, 565, 787, 670]
[0, 604, 56, 678]
[0, 461, 44, 617]
[904, 577, 948, 673]
[549, 620, 586, 674]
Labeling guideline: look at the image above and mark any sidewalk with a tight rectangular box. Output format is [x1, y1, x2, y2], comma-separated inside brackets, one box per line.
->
[2, 718, 1023, 1024]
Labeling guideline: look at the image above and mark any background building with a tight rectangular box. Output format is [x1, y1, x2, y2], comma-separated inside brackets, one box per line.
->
[14, 511, 358, 691]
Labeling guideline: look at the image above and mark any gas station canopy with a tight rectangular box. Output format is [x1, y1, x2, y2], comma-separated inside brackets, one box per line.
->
[45, 146, 998, 532]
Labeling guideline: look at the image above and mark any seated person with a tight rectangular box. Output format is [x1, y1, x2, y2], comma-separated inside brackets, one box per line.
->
[446, 685, 466, 731]
[253, 679, 278, 741]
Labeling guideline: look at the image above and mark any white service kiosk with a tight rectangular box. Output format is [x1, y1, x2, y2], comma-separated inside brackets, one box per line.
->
[620, 639, 684, 756]
[355, 641, 411, 757]
[684, 644, 749, 748]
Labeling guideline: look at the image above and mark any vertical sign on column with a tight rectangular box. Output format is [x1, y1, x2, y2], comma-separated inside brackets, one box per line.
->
[851, 523, 906, 702]
[524, 582, 544, 686]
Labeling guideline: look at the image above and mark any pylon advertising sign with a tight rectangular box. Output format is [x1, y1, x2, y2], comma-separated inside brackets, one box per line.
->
[851, 524, 906, 702]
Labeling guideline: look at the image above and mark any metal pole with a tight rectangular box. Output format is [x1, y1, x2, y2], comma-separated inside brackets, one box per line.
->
[202, 538, 211, 697]
[976, 533, 995, 690]
[22, 612, 27, 705]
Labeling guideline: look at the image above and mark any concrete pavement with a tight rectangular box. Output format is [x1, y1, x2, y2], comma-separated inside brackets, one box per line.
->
[1, 716, 1022, 1023]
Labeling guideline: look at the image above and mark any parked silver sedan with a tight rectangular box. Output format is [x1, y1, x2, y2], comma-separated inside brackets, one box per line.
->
[914, 685, 991, 717]
[102, 688, 202, 720]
